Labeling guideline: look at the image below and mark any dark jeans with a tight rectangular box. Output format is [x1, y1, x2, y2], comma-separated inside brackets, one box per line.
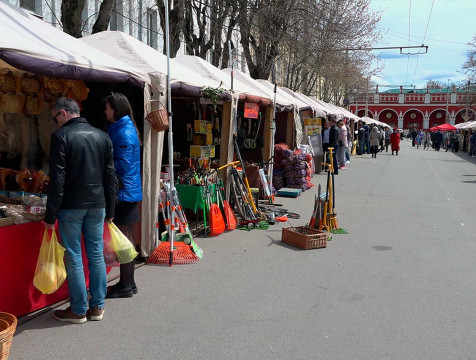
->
[364, 139, 370, 153]
[358, 140, 364, 155]
[370, 145, 379, 157]
[434, 141, 441, 151]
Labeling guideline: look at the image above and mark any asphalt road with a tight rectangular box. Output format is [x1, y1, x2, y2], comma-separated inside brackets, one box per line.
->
[10, 141, 476, 360]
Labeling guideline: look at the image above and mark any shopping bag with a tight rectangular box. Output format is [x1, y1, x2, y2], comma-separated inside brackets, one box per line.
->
[108, 222, 138, 264]
[33, 229, 67, 295]
[103, 224, 120, 267]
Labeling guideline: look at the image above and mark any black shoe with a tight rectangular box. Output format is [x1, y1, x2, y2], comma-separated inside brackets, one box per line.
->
[106, 283, 134, 298]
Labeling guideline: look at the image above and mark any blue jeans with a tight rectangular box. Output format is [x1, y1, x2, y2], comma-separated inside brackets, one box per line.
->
[364, 139, 370, 153]
[58, 208, 106, 315]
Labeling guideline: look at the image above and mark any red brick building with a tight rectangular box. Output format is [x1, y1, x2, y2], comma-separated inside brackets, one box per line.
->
[348, 86, 476, 130]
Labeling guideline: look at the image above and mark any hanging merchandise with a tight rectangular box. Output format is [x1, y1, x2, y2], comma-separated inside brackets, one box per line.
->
[207, 186, 225, 236]
[272, 144, 314, 191]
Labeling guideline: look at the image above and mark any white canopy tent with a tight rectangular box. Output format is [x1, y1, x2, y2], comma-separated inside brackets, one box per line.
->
[82, 31, 226, 99]
[174, 55, 272, 104]
[0, 3, 165, 257]
[279, 88, 328, 118]
[0, 1, 149, 86]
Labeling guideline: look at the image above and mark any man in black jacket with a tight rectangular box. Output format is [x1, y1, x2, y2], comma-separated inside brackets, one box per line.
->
[44, 97, 117, 324]
[328, 116, 339, 175]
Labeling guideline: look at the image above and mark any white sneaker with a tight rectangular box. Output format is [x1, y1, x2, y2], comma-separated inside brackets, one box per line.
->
[345, 161, 350, 164]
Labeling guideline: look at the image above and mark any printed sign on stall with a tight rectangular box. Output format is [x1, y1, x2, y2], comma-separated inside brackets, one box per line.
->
[244, 103, 259, 119]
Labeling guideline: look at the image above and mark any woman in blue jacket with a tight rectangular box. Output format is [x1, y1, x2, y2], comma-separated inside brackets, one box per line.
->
[104, 93, 142, 299]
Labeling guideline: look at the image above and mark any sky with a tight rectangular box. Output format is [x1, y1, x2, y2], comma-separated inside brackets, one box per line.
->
[368, 0, 475, 90]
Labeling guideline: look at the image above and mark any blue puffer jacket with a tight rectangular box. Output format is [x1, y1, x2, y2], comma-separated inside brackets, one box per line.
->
[107, 115, 142, 202]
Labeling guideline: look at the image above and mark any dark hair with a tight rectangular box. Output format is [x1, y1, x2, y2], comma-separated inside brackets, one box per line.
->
[105, 92, 142, 145]
[54, 97, 80, 115]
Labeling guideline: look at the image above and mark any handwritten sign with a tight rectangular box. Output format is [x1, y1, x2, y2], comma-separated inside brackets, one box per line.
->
[244, 102, 259, 119]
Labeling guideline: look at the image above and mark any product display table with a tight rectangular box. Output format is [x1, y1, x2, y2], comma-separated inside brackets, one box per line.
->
[0, 221, 108, 317]
[175, 184, 217, 236]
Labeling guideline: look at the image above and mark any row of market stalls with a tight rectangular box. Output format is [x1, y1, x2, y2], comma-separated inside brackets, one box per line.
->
[0, 1, 364, 317]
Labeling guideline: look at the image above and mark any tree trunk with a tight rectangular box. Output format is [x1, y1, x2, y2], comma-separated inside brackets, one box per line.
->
[91, 0, 114, 34]
[61, 0, 87, 38]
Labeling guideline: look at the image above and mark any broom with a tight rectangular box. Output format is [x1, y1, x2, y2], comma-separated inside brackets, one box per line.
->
[147, 0, 198, 266]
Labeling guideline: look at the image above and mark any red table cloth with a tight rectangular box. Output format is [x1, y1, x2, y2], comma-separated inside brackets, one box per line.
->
[0, 221, 109, 317]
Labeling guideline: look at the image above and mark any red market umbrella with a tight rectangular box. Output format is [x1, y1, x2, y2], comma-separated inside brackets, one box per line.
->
[436, 123, 457, 131]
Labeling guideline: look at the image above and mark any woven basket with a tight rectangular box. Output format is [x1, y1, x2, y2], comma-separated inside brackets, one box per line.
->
[0, 312, 17, 360]
[146, 100, 169, 132]
[22, 211, 45, 222]
[0, 217, 14, 228]
[282, 226, 327, 250]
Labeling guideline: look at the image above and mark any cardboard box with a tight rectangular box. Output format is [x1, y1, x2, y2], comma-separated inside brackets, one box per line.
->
[206, 123, 213, 133]
[206, 134, 213, 145]
[194, 120, 207, 133]
[190, 145, 215, 158]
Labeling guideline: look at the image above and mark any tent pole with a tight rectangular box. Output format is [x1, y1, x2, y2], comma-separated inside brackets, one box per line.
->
[267, 59, 277, 203]
[164, 0, 175, 265]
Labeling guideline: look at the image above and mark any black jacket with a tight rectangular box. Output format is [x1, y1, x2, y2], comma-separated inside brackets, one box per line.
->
[45, 117, 117, 224]
[328, 125, 339, 147]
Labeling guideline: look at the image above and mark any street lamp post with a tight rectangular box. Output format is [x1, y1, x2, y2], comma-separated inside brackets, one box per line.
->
[445, 79, 450, 124]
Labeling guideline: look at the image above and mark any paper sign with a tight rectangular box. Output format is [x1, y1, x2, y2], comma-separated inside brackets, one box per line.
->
[244, 103, 259, 119]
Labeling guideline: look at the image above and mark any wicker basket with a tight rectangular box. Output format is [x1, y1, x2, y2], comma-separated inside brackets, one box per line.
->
[146, 100, 169, 132]
[0, 312, 17, 360]
[0, 217, 15, 228]
[282, 226, 327, 250]
[22, 211, 45, 222]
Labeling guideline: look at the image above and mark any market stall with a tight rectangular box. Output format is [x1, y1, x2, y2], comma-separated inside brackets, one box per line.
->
[0, 1, 155, 317]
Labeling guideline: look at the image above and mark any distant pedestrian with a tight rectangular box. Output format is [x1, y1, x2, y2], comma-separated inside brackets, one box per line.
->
[369, 126, 381, 158]
[357, 123, 365, 155]
[433, 129, 443, 151]
[390, 128, 400, 155]
[337, 119, 348, 169]
[469, 131, 476, 157]
[384, 127, 392, 152]
[363, 123, 370, 154]
[453, 130, 460, 153]
[423, 131, 431, 149]
[328, 116, 339, 175]
[411, 129, 418, 146]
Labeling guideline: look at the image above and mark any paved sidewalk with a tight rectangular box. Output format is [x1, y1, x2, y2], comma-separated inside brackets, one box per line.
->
[10, 142, 476, 360]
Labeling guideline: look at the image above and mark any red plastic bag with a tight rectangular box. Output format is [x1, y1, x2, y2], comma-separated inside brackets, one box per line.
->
[103, 224, 120, 267]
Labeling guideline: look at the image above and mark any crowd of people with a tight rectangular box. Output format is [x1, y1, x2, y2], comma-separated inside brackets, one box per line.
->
[321, 118, 402, 174]
[407, 128, 476, 155]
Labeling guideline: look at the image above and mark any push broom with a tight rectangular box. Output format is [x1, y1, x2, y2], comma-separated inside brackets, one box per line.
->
[147, 0, 200, 266]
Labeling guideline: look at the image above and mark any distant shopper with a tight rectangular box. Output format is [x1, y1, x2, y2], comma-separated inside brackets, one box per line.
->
[384, 127, 392, 152]
[321, 120, 330, 157]
[469, 131, 476, 157]
[363, 123, 370, 153]
[411, 129, 418, 146]
[369, 126, 381, 158]
[357, 123, 365, 155]
[390, 127, 400, 155]
[433, 129, 443, 151]
[328, 116, 339, 175]
[45, 97, 117, 324]
[337, 119, 348, 169]
[423, 131, 431, 149]
[453, 130, 460, 153]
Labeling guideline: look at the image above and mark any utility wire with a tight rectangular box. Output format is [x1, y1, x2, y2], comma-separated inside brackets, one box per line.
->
[405, 0, 412, 85]
[412, 0, 434, 85]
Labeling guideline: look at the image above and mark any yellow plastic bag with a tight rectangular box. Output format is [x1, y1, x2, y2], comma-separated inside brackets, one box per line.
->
[33, 229, 67, 295]
[108, 222, 138, 264]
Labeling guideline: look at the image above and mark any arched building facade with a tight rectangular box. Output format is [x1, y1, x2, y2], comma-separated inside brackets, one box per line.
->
[349, 87, 476, 130]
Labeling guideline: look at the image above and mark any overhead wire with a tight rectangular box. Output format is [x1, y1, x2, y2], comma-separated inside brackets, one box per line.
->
[412, 0, 434, 85]
[405, 0, 412, 85]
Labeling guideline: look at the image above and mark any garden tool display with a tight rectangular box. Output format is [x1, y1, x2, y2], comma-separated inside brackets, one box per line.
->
[147, 1, 200, 266]
[207, 186, 225, 236]
[217, 182, 237, 231]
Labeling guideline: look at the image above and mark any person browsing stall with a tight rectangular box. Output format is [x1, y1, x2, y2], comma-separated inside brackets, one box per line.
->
[104, 93, 142, 299]
[44, 97, 117, 324]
